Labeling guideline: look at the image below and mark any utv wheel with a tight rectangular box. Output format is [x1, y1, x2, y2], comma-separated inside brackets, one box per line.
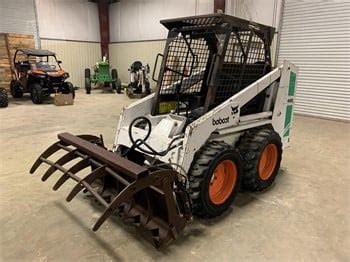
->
[85, 68, 91, 94]
[30, 83, 44, 104]
[188, 141, 242, 218]
[63, 82, 75, 99]
[10, 80, 23, 98]
[238, 128, 282, 191]
[0, 88, 8, 108]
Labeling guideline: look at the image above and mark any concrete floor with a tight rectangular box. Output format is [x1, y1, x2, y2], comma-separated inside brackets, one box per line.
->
[0, 89, 349, 261]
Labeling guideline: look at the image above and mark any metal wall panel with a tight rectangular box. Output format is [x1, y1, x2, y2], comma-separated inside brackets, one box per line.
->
[0, 0, 39, 47]
[35, 0, 100, 42]
[109, 40, 166, 87]
[109, 0, 214, 42]
[41, 39, 100, 88]
[278, 1, 350, 121]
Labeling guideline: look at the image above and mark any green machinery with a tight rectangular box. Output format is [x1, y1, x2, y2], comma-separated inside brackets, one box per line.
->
[85, 57, 122, 94]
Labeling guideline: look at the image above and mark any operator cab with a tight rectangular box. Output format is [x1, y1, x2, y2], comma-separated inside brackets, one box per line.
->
[151, 14, 274, 122]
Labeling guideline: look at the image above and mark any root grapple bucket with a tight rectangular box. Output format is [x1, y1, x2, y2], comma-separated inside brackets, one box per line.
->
[30, 133, 187, 248]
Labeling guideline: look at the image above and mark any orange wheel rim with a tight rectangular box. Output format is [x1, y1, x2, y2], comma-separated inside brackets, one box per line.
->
[209, 160, 237, 205]
[259, 144, 278, 180]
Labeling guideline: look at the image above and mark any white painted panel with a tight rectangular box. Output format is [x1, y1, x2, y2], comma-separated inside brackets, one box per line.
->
[225, 0, 282, 29]
[278, 1, 350, 121]
[41, 39, 100, 88]
[0, 0, 39, 46]
[109, 40, 166, 87]
[36, 0, 100, 42]
[110, 0, 214, 42]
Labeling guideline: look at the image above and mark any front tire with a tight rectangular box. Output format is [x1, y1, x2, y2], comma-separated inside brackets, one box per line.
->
[0, 87, 8, 108]
[238, 128, 282, 191]
[30, 83, 44, 104]
[63, 82, 75, 99]
[10, 80, 23, 98]
[188, 141, 242, 218]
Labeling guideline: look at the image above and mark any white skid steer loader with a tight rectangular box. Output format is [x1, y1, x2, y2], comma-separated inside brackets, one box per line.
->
[30, 13, 298, 249]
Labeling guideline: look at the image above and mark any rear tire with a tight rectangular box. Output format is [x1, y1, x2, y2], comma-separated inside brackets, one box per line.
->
[10, 80, 23, 98]
[237, 128, 282, 191]
[188, 141, 242, 218]
[111, 69, 118, 91]
[30, 83, 44, 104]
[0, 87, 8, 108]
[85, 68, 91, 94]
[116, 78, 122, 94]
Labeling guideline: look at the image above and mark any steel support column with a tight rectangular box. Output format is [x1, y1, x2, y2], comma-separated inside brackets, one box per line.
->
[97, 0, 110, 58]
[214, 0, 225, 13]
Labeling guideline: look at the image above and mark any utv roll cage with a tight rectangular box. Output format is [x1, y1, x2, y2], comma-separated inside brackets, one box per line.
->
[152, 13, 275, 116]
[13, 48, 62, 71]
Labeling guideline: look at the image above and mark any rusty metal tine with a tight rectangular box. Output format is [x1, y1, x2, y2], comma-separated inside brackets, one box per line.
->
[30, 142, 61, 174]
[105, 167, 130, 186]
[52, 158, 90, 191]
[66, 165, 107, 202]
[160, 178, 178, 227]
[92, 171, 165, 232]
[41, 149, 79, 182]
[80, 182, 109, 207]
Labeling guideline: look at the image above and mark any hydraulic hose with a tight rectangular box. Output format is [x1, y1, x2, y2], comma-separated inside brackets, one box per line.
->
[128, 116, 183, 157]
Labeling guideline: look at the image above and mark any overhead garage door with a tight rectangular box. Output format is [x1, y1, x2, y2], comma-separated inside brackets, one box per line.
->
[278, 1, 350, 121]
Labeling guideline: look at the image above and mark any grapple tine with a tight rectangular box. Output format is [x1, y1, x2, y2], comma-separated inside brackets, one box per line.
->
[53, 158, 90, 191]
[92, 170, 179, 232]
[41, 149, 79, 181]
[66, 165, 107, 202]
[30, 142, 61, 174]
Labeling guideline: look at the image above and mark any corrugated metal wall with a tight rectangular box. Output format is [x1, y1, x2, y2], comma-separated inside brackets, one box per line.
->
[0, 0, 39, 47]
[278, 1, 350, 121]
[109, 40, 166, 87]
[41, 39, 100, 88]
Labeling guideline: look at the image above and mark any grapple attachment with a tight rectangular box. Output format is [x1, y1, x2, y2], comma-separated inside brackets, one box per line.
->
[30, 132, 188, 248]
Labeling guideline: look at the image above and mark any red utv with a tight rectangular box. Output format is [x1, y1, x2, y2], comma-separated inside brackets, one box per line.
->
[10, 48, 74, 104]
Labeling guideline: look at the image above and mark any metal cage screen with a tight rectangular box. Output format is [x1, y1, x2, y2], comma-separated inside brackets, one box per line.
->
[214, 30, 267, 105]
[159, 34, 210, 96]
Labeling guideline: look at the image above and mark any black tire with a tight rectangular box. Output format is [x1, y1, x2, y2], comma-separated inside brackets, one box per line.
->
[188, 141, 242, 218]
[145, 81, 151, 95]
[85, 68, 91, 94]
[111, 69, 118, 90]
[0, 88, 8, 108]
[30, 83, 44, 104]
[237, 128, 282, 191]
[10, 80, 23, 98]
[63, 82, 75, 99]
[116, 79, 122, 94]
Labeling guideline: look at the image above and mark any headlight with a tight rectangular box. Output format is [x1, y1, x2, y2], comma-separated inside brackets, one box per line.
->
[63, 73, 69, 79]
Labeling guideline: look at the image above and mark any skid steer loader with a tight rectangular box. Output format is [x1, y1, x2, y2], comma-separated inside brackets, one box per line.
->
[30, 14, 298, 248]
